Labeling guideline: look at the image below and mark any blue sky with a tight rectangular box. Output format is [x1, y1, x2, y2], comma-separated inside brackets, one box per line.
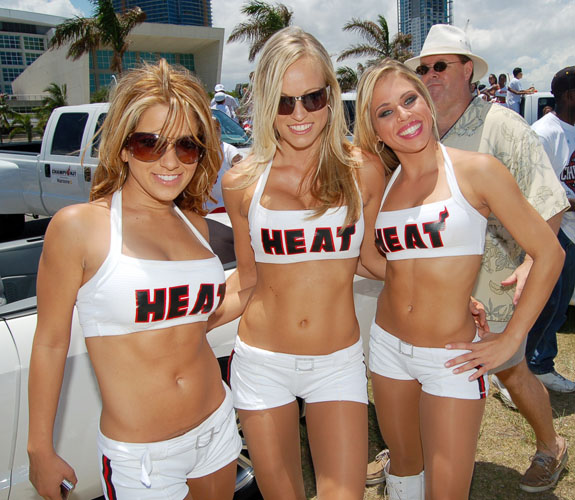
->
[1, 0, 574, 92]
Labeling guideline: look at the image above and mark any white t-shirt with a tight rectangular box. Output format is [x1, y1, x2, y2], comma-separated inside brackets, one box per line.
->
[506, 77, 523, 112]
[210, 94, 239, 112]
[532, 112, 575, 243]
[207, 142, 243, 212]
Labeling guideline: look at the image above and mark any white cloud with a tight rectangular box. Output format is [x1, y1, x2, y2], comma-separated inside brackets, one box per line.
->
[0, 0, 82, 17]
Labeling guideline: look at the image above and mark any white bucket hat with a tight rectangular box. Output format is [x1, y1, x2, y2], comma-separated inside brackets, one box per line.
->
[214, 83, 225, 92]
[405, 24, 488, 81]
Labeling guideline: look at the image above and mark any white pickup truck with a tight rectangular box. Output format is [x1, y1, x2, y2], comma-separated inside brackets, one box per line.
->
[0, 103, 251, 240]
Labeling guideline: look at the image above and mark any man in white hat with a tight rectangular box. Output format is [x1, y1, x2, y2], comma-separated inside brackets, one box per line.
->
[401, 24, 569, 493]
[210, 83, 240, 116]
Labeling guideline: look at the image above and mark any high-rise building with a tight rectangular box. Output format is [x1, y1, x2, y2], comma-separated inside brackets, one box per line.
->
[397, 0, 453, 55]
[113, 0, 212, 27]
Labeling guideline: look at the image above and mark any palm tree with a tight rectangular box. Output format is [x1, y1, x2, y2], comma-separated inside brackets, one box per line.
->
[337, 15, 413, 66]
[49, 0, 146, 75]
[34, 83, 68, 134]
[90, 85, 110, 103]
[227, 0, 293, 62]
[9, 113, 36, 142]
[0, 93, 13, 144]
[336, 64, 365, 93]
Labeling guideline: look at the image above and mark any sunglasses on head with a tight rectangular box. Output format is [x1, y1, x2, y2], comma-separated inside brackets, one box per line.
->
[278, 87, 329, 115]
[124, 132, 204, 164]
[415, 61, 461, 76]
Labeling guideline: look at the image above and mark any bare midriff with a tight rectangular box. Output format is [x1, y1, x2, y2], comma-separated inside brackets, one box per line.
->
[86, 321, 224, 443]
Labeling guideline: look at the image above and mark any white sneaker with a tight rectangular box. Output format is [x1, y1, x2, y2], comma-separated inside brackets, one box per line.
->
[491, 374, 518, 410]
[535, 371, 575, 393]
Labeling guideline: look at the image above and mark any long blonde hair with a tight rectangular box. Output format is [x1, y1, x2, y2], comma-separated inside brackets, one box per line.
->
[90, 59, 221, 215]
[246, 26, 361, 227]
[354, 58, 439, 172]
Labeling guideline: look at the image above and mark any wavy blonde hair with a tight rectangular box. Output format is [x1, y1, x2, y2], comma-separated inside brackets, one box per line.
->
[354, 58, 439, 173]
[90, 59, 221, 215]
[245, 26, 360, 228]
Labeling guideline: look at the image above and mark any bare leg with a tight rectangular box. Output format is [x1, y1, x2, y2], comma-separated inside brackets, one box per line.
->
[371, 373, 423, 476]
[496, 359, 565, 456]
[238, 402, 306, 500]
[305, 401, 367, 500]
[420, 392, 485, 500]
[186, 460, 237, 500]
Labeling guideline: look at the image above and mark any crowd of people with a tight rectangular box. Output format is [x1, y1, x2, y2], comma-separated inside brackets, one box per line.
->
[27, 22, 573, 500]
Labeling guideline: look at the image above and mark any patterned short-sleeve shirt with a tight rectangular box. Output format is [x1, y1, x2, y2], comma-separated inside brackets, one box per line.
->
[442, 98, 569, 323]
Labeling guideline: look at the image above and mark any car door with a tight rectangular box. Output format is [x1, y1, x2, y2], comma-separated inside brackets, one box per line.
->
[39, 111, 91, 215]
[0, 319, 21, 500]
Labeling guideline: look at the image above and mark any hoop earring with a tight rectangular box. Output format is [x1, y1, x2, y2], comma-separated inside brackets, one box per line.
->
[376, 140, 385, 154]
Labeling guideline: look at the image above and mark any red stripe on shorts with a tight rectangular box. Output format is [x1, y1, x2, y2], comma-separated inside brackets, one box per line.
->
[102, 454, 118, 500]
[475, 369, 487, 399]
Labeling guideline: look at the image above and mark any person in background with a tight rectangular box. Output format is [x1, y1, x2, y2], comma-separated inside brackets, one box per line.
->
[405, 25, 569, 494]
[210, 83, 240, 115]
[507, 67, 536, 113]
[212, 91, 238, 122]
[525, 66, 575, 393]
[207, 117, 244, 213]
[494, 73, 508, 104]
[27, 60, 242, 500]
[482, 73, 500, 100]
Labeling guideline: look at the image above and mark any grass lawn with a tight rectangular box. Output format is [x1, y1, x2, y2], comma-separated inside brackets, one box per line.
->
[300, 310, 575, 499]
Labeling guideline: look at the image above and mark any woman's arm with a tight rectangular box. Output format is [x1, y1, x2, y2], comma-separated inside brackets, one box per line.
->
[207, 166, 258, 330]
[356, 150, 388, 281]
[445, 153, 564, 378]
[28, 207, 88, 499]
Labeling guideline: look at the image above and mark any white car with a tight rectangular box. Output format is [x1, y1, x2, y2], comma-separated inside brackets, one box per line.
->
[0, 217, 380, 500]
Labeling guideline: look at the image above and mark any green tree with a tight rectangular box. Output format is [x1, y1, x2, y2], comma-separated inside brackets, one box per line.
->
[9, 113, 36, 142]
[336, 64, 365, 93]
[337, 15, 413, 66]
[49, 0, 146, 75]
[0, 93, 14, 144]
[90, 85, 110, 103]
[227, 0, 293, 62]
[34, 83, 68, 134]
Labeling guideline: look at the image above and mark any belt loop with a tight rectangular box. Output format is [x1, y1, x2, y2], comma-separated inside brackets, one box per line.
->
[398, 340, 414, 358]
[295, 358, 315, 371]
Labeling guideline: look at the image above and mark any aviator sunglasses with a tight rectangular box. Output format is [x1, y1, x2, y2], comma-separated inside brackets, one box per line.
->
[278, 86, 330, 115]
[124, 132, 205, 164]
[415, 61, 461, 76]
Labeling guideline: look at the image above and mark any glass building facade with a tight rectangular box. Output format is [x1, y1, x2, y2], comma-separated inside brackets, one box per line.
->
[113, 0, 212, 26]
[397, 0, 453, 55]
[89, 49, 195, 93]
[0, 20, 51, 94]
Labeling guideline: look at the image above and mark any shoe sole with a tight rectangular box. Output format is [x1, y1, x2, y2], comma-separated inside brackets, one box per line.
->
[366, 477, 386, 486]
[519, 448, 569, 493]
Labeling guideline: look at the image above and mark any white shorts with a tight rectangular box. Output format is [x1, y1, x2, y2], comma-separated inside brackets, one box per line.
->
[230, 337, 368, 410]
[369, 321, 488, 400]
[97, 384, 241, 500]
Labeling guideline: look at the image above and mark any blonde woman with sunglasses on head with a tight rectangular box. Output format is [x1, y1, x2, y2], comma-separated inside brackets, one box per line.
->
[28, 60, 241, 500]
[217, 26, 388, 500]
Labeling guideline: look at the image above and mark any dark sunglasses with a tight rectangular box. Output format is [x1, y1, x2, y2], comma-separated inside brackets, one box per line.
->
[278, 87, 329, 115]
[415, 61, 461, 76]
[124, 132, 204, 164]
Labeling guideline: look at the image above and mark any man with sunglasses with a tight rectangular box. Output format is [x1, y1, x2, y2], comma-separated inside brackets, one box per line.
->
[402, 24, 569, 493]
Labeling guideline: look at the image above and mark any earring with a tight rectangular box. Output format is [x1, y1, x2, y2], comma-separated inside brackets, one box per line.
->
[376, 140, 385, 154]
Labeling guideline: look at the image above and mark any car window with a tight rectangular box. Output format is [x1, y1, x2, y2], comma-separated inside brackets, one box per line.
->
[50, 113, 89, 156]
[211, 109, 251, 147]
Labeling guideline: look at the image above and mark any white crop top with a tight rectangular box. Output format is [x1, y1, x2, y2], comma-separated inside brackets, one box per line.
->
[248, 161, 364, 264]
[374, 145, 487, 260]
[76, 190, 226, 337]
